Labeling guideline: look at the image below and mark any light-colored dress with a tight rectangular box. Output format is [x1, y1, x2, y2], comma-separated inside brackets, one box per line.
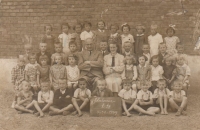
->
[50, 65, 67, 90]
[66, 65, 80, 86]
[58, 33, 72, 54]
[148, 33, 163, 57]
[164, 36, 180, 56]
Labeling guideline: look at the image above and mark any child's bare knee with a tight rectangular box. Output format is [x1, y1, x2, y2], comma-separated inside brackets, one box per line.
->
[84, 98, 89, 102]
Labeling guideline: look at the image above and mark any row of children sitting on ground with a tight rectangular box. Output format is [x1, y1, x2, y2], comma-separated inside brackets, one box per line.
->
[42, 21, 180, 59]
[14, 77, 187, 118]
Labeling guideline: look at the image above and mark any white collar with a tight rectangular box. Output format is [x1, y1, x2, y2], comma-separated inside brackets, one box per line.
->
[136, 33, 144, 36]
[98, 29, 105, 32]
[139, 63, 147, 68]
[60, 89, 66, 94]
[111, 33, 118, 37]
[151, 65, 160, 69]
[143, 53, 150, 56]
[125, 51, 131, 55]
[176, 63, 187, 68]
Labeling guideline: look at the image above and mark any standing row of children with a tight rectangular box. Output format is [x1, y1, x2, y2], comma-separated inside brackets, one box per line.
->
[11, 20, 189, 117]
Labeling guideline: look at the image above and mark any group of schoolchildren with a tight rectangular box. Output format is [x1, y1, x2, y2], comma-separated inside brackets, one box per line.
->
[11, 20, 190, 118]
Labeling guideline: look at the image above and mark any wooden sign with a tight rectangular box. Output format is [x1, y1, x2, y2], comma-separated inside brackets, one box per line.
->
[90, 97, 122, 117]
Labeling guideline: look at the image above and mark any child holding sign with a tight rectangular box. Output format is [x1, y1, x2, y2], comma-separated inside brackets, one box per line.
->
[92, 79, 113, 97]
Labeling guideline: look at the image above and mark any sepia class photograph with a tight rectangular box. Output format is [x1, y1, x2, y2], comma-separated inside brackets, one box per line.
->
[0, 0, 200, 130]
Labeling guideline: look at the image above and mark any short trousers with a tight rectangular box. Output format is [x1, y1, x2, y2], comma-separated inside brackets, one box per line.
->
[38, 103, 47, 109]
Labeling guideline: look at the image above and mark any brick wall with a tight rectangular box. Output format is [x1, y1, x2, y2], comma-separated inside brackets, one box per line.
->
[0, 0, 199, 58]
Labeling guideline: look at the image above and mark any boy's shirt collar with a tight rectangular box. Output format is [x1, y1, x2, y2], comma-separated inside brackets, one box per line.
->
[124, 51, 131, 55]
[60, 89, 66, 94]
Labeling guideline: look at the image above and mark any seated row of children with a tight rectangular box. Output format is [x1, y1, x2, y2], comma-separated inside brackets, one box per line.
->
[14, 77, 187, 118]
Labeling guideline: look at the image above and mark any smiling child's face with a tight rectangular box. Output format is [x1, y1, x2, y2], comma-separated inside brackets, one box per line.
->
[68, 57, 76, 65]
[142, 45, 149, 54]
[165, 59, 172, 66]
[75, 25, 82, 33]
[142, 84, 149, 92]
[55, 45, 62, 53]
[69, 44, 77, 52]
[85, 24, 91, 32]
[40, 43, 47, 52]
[152, 58, 159, 67]
[97, 80, 106, 91]
[100, 42, 107, 51]
[167, 29, 174, 37]
[157, 81, 166, 90]
[173, 82, 182, 92]
[139, 56, 146, 65]
[22, 82, 30, 92]
[62, 25, 69, 34]
[177, 57, 184, 66]
[159, 44, 167, 54]
[41, 59, 47, 66]
[55, 56, 62, 64]
[41, 83, 49, 92]
[123, 83, 131, 91]
[59, 80, 67, 90]
[29, 56, 36, 64]
[98, 21, 105, 30]
[123, 27, 129, 34]
[45, 26, 52, 35]
[79, 81, 87, 90]
[150, 28, 157, 36]
[110, 26, 118, 34]
[124, 43, 131, 52]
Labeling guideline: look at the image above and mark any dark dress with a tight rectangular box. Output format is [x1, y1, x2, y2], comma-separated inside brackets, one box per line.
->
[134, 34, 147, 56]
[41, 35, 55, 54]
[36, 52, 51, 65]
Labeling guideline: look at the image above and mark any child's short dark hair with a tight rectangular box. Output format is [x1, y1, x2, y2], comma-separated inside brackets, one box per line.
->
[41, 81, 50, 87]
[83, 21, 92, 27]
[78, 78, 88, 86]
[150, 55, 159, 64]
[166, 27, 175, 34]
[122, 79, 132, 86]
[67, 54, 78, 61]
[172, 80, 182, 87]
[135, 24, 145, 32]
[61, 22, 70, 29]
[44, 24, 53, 31]
[69, 41, 77, 47]
[28, 53, 36, 60]
[121, 23, 131, 31]
[124, 55, 136, 64]
[73, 23, 83, 30]
[157, 79, 166, 85]
[138, 55, 148, 62]
[159, 42, 166, 48]
[54, 41, 62, 47]
[110, 23, 119, 30]
[97, 20, 105, 27]
[39, 55, 49, 65]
